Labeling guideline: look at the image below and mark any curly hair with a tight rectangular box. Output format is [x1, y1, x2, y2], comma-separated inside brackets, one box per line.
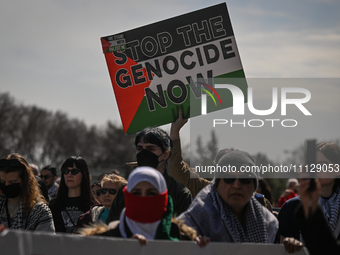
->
[100, 174, 127, 188]
[1, 153, 45, 218]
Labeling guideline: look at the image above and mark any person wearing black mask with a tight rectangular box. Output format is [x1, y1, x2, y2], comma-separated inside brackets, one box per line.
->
[106, 127, 192, 223]
[0, 153, 54, 232]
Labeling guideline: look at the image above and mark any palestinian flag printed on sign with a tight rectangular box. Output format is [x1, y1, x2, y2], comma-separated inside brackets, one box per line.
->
[101, 3, 247, 134]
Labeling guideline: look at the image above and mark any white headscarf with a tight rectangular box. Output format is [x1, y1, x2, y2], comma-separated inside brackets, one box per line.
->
[119, 167, 167, 239]
[126, 167, 167, 193]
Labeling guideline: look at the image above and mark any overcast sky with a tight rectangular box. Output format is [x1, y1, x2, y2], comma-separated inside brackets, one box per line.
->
[1, 0, 339, 162]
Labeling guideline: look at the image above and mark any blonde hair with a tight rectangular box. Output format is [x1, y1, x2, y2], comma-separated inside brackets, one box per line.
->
[101, 174, 127, 188]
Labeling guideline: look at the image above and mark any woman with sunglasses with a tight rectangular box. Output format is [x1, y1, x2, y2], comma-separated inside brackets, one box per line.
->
[77, 174, 127, 229]
[49, 156, 96, 233]
[0, 153, 54, 232]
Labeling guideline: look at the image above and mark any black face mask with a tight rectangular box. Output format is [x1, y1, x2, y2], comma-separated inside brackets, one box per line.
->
[136, 149, 162, 169]
[0, 182, 22, 199]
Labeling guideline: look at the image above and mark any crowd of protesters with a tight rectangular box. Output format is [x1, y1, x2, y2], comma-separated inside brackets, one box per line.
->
[0, 110, 339, 254]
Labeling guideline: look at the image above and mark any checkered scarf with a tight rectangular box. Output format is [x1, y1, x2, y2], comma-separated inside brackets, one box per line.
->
[319, 186, 340, 233]
[0, 194, 52, 230]
[211, 188, 268, 243]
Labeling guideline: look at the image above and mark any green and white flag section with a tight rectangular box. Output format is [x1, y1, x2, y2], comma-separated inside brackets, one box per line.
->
[101, 3, 247, 134]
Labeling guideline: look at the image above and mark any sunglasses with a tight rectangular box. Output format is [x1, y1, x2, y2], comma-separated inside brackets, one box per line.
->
[222, 174, 254, 185]
[62, 168, 81, 175]
[40, 174, 52, 180]
[0, 159, 25, 169]
[98, 188, 117, 196]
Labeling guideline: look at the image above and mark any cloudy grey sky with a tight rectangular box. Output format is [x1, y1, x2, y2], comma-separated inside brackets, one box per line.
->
[1, 0, 339, 161]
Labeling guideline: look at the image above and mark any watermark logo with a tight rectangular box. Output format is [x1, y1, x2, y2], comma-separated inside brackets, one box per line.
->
[200, 84, 312, 128]
[197, 82, 223, 115]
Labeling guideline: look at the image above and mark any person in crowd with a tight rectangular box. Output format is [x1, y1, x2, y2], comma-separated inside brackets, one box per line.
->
[277, 178, 298, 208]
[49, 156, 96, 233]
[80, 167, 209, 247]
[30, 163, 39, 176]
[289, 179, 299, 193]
[77, 174, 127, 229]
[278, 142, 340, 243]
[168, 110, 273, 213]
[256, 177, 275, 206]
[40, 165, 59, 200]
[91, 181, 102, 204]
[106, 127, 192, 223]
[295, 178, 340, 254]
[99, 174, 127, 221]
[177, 149, 278, 243]
[0, 153, 54, 232]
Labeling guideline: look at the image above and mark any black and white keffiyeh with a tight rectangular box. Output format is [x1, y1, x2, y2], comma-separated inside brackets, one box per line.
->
[177, 182, 278, 243]
[0, 195, 24, 228]
[319, 186, 340, 233]
[211, 187, 268, 243]
[0, 194, 52, 230]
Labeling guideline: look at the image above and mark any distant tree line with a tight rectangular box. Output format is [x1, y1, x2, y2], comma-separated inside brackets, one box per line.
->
[0, 92, 136, 178]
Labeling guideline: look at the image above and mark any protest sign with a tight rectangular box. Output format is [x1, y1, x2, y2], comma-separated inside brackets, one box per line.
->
[101, 3, 246, 134]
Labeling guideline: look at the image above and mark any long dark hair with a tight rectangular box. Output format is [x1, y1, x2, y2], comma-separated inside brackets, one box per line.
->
[135, 127, 173, 154]
[53, 156, 94, 207]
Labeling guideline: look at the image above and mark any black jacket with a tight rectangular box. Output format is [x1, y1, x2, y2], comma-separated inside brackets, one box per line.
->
[296, 205, 340, 255]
